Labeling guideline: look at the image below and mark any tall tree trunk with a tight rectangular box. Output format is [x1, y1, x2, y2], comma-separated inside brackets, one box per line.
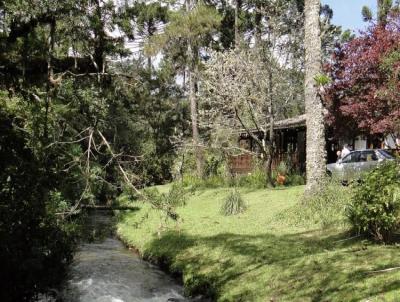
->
[187, 52, 204, 178]
[45, 18, 56, 143]
[186, 0, 204, 178]
[265, 69, 275, 187]
[254, 1, 262, 47]
[147, 21, 153, 72]
[234, 0, 241, 47]
[304, 0, 326, 193]
[94, 0, 105, 75]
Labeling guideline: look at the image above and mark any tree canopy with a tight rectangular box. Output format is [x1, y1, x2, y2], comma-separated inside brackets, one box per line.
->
[325, 13, 400, 138]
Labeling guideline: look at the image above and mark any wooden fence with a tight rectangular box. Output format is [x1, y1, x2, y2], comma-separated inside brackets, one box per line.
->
[228, 153, 254, 174]
[228, 152, 303, 175]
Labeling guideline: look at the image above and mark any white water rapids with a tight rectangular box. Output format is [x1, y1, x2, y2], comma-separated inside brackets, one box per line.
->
[39, 212, 205, 302]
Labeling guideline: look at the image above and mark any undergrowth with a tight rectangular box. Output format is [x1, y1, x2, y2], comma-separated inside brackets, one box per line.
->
[180, 168, 305, 190]
[277, 179, 351, 229]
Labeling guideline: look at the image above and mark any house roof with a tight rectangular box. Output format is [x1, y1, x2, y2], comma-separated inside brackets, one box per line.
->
[238, 114, 306, 136]
[273, 114, 306, 130]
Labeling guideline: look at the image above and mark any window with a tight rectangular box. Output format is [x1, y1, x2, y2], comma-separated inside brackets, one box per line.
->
[342, 151, 360, 163]
[360, 151, 378, 162]
[239, 139, 251, 151]
[378, 149, 394, 159]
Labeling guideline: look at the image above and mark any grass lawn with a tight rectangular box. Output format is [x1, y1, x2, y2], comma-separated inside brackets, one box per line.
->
[117, 185, 400, 302]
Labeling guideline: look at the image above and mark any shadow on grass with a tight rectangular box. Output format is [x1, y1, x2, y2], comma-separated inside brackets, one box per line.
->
[142, 230, 400, 301]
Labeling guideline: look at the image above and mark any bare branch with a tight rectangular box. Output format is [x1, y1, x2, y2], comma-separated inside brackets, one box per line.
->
[234, 106, 263, 150]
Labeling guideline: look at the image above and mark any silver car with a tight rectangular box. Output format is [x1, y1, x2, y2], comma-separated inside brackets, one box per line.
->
[326, 149, 394, 182]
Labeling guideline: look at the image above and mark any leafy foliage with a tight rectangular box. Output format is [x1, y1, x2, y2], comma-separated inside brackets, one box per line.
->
[145, 3, 221, 57]
[233, 168, 269, 189]
[0, 0, 188, 298]
[285, 173, 306, 186]
[276, 161, 288, 176]
[347, 162, 400, 242]
[0, 107, 76, 301]
[362, 6, 373, 22]
[144, 183, 189, 221]
[324, 14, 400, 138]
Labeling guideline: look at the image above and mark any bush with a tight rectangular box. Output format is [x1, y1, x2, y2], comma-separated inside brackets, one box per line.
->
[285, 174, 306, 186]
[181, 174, 226, 190]
[220, 189, 247, 216]
[0, 110, 76, 301]
[180, 160, 305, 190]
[173, 149, 228, 182]
[347, 162, 400, 242]
[277, 161, 288, 175]
[204, 153, 226, 178]
[234, 168, 267, 189]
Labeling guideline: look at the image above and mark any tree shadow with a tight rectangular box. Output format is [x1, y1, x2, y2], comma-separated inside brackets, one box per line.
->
[143, 229, 400, 301]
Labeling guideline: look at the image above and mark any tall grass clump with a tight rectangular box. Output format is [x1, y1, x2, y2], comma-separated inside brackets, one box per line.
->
[279, 178, 351, 228]
[347, 162, 400, 242]
[220, 189, 247, 216]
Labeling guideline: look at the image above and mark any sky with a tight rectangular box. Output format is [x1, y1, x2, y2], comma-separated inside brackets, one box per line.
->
[322, 0, 378, 31]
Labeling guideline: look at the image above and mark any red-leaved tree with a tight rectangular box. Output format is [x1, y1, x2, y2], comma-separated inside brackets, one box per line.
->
[324, 14, 400, 142]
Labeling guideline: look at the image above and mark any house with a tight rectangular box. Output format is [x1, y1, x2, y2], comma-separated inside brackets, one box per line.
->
[229, 115, 399, 174]
[229, 115, 308, 174]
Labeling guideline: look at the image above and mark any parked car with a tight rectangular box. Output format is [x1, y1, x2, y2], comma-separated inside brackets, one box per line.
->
[326, 149, 394, 182]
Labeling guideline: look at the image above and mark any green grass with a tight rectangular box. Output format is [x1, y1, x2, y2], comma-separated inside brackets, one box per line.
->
[117, 185, 400, 302]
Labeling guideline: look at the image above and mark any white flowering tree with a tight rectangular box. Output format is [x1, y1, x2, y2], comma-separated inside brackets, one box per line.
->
[201, 47, 294, 186]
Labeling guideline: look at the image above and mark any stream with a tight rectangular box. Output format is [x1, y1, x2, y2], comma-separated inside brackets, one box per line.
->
[51, 211, 200, 302]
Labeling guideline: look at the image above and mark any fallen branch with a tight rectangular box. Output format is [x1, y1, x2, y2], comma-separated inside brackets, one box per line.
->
[55, 128, 179, 221]
[97, 130, 142, 196]
[57, 70, 137, 79]
[367, 266, 400, 274]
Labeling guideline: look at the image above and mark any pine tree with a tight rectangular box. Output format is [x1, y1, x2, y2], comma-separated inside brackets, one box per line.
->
[304, 0, 326, 193]
[146, 1, 221, 178]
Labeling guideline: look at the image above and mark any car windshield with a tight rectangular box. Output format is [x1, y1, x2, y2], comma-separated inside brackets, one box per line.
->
[378, 149, 394, 159]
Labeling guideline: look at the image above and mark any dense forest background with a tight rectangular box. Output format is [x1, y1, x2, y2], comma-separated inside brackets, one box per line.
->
[0, 0, 347, 300]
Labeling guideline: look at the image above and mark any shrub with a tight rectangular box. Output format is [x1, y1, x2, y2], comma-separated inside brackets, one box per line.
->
[220, 189, 247, 216]
[285, 173, 306, 186]
[204, 153, 226, 178]
[0, 110, 76, 301]
[201, 175, 226, 188]
[277, 161, 288, 175]
[181, 162, 305, 190]
[347, 162, 400, 242]
[234, 168, 267, 189]
[173, 149, 227, 182]
[181, 174, 226, 190]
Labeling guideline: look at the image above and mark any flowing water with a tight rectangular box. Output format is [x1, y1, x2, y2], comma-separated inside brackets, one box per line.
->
[55, 211, 199, 302]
